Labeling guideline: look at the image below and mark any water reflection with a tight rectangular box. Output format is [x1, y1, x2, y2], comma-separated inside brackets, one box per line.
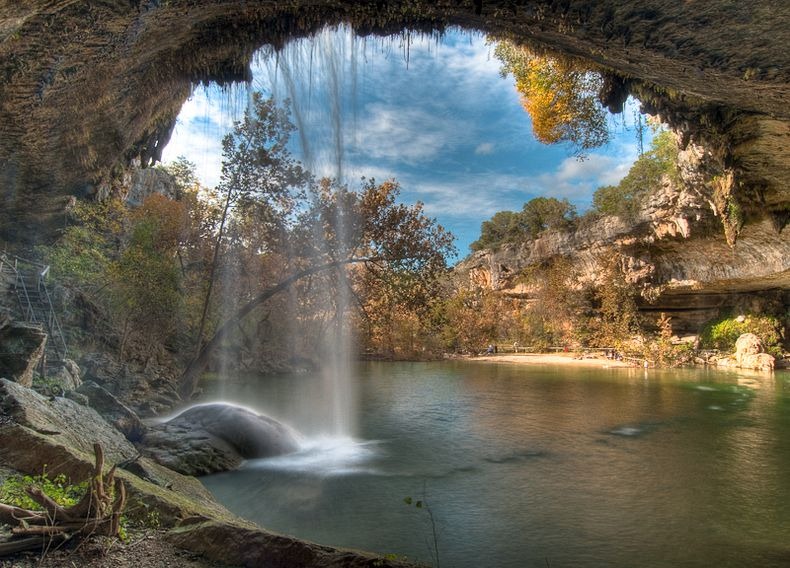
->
[199, 362, 790, 567]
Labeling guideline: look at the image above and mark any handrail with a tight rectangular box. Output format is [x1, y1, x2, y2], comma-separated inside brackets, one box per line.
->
[15, 270, 36, 323]
[1, 252, 68, 361]
[38, 277, 68, 359]
[1, 252, 48, 271]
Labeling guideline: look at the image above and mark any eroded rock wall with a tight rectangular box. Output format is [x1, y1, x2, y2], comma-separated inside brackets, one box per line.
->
[0, 0, 788, 242]
[457, 142, 790, 334]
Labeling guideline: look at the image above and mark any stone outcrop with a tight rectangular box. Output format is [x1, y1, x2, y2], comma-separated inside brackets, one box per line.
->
[141, 403, 301, 476]
[733, 333, 775, 371]
[0, 378, 246, 526]
[50, 357, 82, 391]
[0, 322, 47, 387]
[457, 140, 790, 335]
[0, 378, 414, 566]
[76, 380, 146, 442]
[166, 520, 413, 568]
[80, 352, 181, 417]
[0, 378, 137, 470]
[0, 1, 788, 243]
[94, 160, 180, 206]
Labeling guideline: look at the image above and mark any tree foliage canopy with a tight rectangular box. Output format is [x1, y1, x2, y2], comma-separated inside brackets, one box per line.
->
[494, 41, 610, 155]
[591, 130, 677, 221]
[470, 197, 576, 251]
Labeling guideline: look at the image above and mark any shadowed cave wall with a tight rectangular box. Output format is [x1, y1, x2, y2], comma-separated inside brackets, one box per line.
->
[0, 0, 788, 243]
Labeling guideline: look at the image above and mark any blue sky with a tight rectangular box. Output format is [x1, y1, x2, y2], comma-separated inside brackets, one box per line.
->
[162, 27, 644, 258]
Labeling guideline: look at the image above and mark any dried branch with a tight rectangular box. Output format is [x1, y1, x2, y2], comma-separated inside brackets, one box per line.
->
[0, 443, 127, 557]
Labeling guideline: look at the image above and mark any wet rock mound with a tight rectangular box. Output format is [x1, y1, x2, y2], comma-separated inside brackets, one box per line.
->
[141, 403, 300, 476]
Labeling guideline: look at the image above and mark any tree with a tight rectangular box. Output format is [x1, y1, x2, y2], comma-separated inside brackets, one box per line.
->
[108, 194, 185, 359]
[494, 41, 610, 155]
[591, 254, 641, 348]
[470, 197, 577, 251]
[591, 130, 678, 221]
[178, 178, 455, 397]
[520, 197, 576, 238]
[470, 211, 522, 251]
[191, 93, 311, 359]
[519, 257, 589, 347]
[434, 287, 500, 354]
[159, 156, 199, 195]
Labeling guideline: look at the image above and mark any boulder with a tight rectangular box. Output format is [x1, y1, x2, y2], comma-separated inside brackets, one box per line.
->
[166, 520, 414, 568]
[0, 379, 239, 526]
[141, 403, 301, 476]
[0, 378, 137, 477]
[734, 333, 775, 371]
[50, 357, 82, 391]
[76, 380, 146, 442]
[0, 322, 47, 387]
[80, 352, 181, 417]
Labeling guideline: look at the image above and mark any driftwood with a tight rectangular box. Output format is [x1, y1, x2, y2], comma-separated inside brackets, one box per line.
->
[0, 443, 127, 556]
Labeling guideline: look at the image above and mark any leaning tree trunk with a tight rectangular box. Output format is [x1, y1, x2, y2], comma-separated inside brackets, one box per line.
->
[178, 257, 370, 399]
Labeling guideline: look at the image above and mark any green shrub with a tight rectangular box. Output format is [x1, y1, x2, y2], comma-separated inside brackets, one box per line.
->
[0, 470, 88, 510]
[700, 314, 784, 356]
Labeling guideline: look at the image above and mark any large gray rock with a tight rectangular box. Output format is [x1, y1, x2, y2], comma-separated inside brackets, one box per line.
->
[50, 357, 82, 391]
[80, 352, 181, 417]
[76, 380, 146, 442]
[0, 322, 47, 387]
[0, 379, 243, 528]
[141, 403, 301, 476]
[167, 520, 415, 568]
[0, 378, 137, 477]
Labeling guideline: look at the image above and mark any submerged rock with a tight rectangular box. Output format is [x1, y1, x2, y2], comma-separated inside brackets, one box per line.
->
[141, 403, 301, 476]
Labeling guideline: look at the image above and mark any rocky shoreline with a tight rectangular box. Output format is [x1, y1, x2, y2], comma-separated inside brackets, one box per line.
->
[0, 368, 413, 568]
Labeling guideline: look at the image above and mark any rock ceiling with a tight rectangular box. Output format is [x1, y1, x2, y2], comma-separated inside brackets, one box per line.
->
[0, 1, 788, 242]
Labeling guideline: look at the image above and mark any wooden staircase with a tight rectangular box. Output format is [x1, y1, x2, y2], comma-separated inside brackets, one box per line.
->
[0, 253, 68, 371]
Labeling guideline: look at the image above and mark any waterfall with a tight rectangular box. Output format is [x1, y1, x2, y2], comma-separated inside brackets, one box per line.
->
[254, 26, 366, 438]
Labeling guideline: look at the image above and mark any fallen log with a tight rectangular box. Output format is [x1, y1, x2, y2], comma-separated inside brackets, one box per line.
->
[0, 535, 69, 555]
[0, 443, 126, 556]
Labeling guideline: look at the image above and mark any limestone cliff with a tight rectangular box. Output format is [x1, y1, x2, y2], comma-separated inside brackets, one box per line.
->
[456, 142, 790, 334]
[0, 0, 788, 243]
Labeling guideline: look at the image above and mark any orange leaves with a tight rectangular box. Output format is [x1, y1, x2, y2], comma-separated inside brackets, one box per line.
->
[130, 193, 186, 253]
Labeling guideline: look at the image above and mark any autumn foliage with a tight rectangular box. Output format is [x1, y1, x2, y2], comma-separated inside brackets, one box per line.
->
[494, 41, 610, 155]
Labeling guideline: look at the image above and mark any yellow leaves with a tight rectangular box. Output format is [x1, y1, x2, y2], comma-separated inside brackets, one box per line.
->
[494, 41, 610, 154]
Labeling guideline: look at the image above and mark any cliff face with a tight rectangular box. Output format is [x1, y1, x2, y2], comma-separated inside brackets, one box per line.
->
[457, 143, 790, 334]
[0, 0, 788, 243]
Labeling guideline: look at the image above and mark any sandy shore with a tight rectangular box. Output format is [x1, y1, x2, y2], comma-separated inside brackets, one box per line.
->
[469, 353, 634, 368]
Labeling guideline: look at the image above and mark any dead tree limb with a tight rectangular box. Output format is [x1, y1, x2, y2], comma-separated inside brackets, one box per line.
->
[0, 443, 127, 557]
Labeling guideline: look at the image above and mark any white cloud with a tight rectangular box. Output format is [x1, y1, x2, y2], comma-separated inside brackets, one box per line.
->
[350, 103, 469, 164]
[475, 142, 494, 155]
[389, 170, 533, 218]
[529, 149, 637, 202]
